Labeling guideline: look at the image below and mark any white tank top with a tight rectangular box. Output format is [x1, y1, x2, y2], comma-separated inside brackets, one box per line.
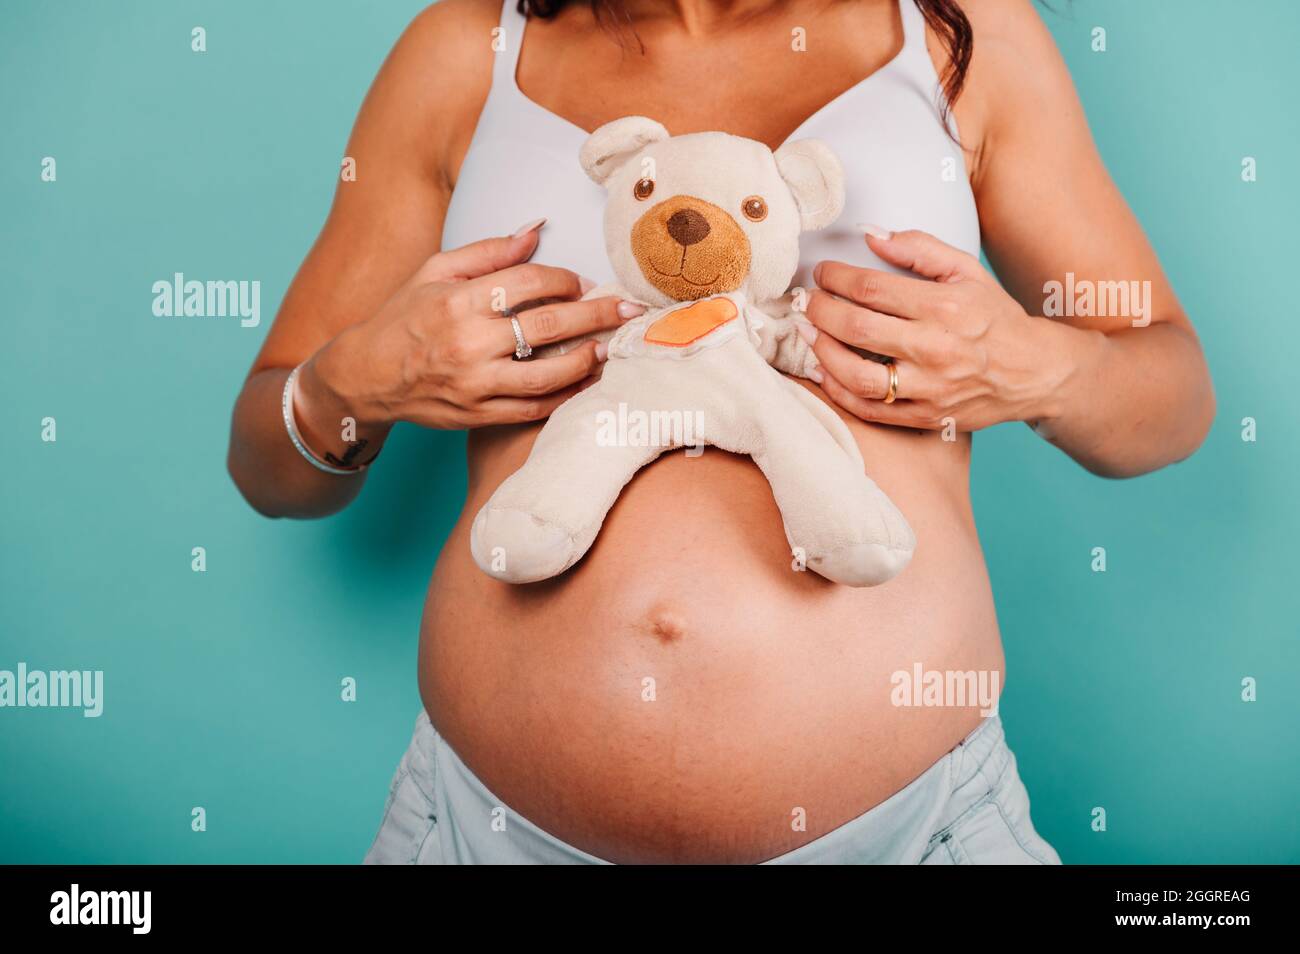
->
[441, 0, 980, 290]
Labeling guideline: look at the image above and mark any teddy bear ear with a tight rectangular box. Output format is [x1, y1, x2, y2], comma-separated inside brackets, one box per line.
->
[773, 139, 845, 231]
[580, 116, 670, 186]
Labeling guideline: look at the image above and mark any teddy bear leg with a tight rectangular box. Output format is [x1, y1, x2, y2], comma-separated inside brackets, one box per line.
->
[739, 379, 916, 586]
[471, 381, 665, 583]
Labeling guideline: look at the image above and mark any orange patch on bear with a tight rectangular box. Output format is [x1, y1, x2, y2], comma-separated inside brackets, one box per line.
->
[643, 297, 739, 347]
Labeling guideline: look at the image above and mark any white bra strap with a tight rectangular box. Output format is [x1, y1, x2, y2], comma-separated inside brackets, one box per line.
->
[491, 0, 527, 90]
[897, 0, 933, 70]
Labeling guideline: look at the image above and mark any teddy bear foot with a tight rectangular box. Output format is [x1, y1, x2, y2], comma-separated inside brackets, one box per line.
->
[470, 506, 579, 584]
[807, 541, 915, 587]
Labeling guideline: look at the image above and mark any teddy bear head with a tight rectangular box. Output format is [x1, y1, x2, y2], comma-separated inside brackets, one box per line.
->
[580, 117, 845, 308]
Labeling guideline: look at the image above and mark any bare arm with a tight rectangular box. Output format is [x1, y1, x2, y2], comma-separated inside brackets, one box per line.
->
[804, 0, 1214, 478]
[965, 0, 1214, 475]
[228, 4, 474, 516]
[227, 0, 628, 517]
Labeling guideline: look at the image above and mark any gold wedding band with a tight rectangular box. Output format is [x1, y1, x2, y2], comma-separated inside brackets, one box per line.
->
[883, 361, 899, 404]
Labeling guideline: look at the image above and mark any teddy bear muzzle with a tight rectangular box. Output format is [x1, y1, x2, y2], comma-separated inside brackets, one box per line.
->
[631, 195, 751, 300]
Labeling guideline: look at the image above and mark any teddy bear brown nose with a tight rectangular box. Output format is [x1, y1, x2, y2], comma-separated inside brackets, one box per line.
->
[666, 208, 710, 246]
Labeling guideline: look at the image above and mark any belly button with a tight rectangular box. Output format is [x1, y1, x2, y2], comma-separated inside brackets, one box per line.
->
[644, 607, 687, 644]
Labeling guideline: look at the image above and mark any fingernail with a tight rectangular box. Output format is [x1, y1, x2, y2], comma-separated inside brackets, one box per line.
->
[858, 223, 892, 240]
[813, 262, 824, 284]
[796, 321, 818, 346]
[595, 340, 608, 361]
[579, 276, 597, 294]
[617, 300, 646, 319]
[809, 367, 824, 384]
[511, 217, 547, 238]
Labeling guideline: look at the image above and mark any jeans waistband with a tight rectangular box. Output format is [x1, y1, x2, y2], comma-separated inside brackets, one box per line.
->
[768, 714, 1006, 864]
[952, 709, 1009, 791]
[422, 711, 1009, 864]
[429, 719, 609, 865]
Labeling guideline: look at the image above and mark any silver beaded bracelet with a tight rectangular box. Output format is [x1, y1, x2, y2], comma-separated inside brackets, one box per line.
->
[281, 364, 368, 476]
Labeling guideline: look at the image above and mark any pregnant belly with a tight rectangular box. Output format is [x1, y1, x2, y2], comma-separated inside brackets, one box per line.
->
[418, 390, 1003, 864]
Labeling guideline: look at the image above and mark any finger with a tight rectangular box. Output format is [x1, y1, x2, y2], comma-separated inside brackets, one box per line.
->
[863, 227, 985, 285]
[818, 373, 937, 428]
[461, 263, 590, 314]
[474, 380, 589, 426]
[491, 341, 603, 397]
[498, 296, 638, 355]
[811, 334, 892, 400]
[414, 220, 547, 284]
[814, 261, 943, 319]
[805, 289, 921, 359]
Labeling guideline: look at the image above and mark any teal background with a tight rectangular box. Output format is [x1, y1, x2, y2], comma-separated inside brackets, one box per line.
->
[1, 0, 1296, 864]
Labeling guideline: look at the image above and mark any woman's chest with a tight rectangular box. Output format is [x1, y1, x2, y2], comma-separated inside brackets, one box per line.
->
[443, 7, 980, 286]
[518, 3, 909, 143]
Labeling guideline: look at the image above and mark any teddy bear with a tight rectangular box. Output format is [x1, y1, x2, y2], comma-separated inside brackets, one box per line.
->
[469, 116, 915, 586]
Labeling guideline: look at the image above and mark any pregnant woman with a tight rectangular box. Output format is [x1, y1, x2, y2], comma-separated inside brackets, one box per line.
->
[227, 0, 1213, 864]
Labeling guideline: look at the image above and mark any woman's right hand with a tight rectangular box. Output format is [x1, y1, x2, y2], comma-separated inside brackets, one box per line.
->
[295, 223, 644, 439]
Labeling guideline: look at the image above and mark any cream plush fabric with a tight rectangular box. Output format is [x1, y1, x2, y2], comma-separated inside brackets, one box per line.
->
[470, 118, 915, 586]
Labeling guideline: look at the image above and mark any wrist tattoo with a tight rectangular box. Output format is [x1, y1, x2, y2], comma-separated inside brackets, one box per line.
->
[324, 438, 370, 469]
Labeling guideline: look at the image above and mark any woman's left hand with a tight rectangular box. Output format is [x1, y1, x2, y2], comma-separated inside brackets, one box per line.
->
[802, 228, 1064, 432]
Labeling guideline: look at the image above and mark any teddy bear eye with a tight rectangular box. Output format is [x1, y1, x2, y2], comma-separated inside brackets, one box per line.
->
[742, 196, 768, 222]
[634, 178, 655, 200]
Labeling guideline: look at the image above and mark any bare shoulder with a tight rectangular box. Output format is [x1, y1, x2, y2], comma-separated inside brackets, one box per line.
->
[922, 0, 1079, 181]
[959, 0, 1060, 48]
[960, 0, 1076, 104]
[350, 0, 504, 189]
[403, 0, 503, 68]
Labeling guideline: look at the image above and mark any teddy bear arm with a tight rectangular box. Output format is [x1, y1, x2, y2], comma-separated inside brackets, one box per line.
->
[470, 368, 667, 582]
[749, 304, 821, 381]
[738, 373, 914, 586]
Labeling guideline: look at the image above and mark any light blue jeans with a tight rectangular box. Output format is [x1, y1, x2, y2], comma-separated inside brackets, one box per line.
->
[364, 711, 1061, 865]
